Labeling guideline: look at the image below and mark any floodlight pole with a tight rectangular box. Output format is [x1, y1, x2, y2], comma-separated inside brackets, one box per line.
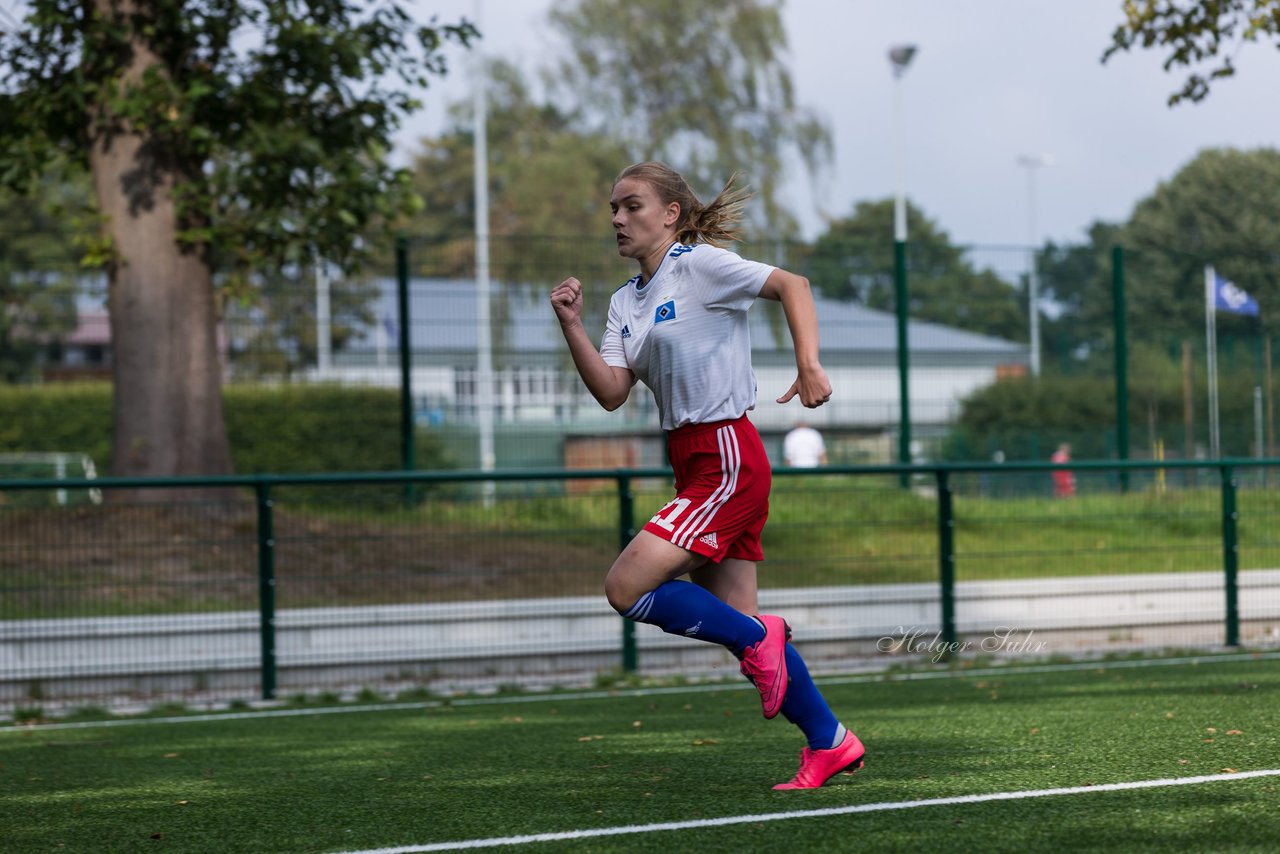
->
[1017, 153, 1052, 377]
[890, 44, 917, 482]
[473, 0, 496, 501]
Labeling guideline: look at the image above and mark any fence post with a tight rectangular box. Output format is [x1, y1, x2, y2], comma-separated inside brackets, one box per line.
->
[936, 469, 956, 648]
[618, 474, 638, 672]
[894, 239, 912, 489]
[396, 235, 416, 506]
[255, 481, 278, 699]
[1220, 464, 1240, 647]
[1112, 246, 1130, 492]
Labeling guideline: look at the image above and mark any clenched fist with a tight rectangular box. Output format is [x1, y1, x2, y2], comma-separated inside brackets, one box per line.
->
[550, 276, 585, 327]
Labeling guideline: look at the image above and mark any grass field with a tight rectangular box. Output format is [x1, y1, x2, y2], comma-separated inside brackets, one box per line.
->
[4, 654, 1278, 852]
[5, 475, 1279, 618]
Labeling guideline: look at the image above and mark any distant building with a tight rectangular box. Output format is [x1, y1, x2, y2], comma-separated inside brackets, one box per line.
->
[303, 279, 1031, 466]
[41, 310, 112, 381]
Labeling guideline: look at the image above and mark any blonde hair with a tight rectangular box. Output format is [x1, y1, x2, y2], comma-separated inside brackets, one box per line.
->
[615, 161, 752, 248]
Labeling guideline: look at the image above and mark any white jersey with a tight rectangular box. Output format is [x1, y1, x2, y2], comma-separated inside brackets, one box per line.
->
[600, 242, 774, 430]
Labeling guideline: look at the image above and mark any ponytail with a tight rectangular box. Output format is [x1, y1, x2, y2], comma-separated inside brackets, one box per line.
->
[615, 162, 752, 248]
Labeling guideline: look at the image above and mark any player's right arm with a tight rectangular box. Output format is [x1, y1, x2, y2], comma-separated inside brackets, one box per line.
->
[551, 276, 635, 411]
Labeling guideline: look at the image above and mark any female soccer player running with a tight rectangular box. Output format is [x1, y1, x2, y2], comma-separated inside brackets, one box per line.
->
[549, 161, 864, 790]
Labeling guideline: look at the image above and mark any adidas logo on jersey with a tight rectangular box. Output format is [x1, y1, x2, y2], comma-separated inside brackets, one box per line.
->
[621, 324, 631, 339]
[668, 244, 695, 258]
[698, 532, 718, 549]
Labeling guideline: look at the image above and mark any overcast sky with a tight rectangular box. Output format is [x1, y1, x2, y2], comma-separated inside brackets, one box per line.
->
[401, 0, 1280, 248]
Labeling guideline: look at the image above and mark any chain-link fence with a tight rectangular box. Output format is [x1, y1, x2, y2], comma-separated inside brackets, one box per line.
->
[5, 233, 1277, 474]
[3, 460, 1278, 714]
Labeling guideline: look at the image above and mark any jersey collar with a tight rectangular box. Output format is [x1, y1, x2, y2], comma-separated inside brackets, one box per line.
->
[636, 240, 682, 293]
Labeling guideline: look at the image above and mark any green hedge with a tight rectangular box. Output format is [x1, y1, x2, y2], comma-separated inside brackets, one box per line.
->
[947, 372, 1274, 462]
[0, 383, 450, 475]
[0, 384, 113, 466]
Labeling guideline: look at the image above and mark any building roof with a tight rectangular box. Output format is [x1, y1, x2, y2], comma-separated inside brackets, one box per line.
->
[360, 278, 1027, 358]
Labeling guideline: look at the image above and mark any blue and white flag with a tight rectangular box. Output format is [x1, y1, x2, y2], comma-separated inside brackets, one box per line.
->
[1213, 273, 1260, 317]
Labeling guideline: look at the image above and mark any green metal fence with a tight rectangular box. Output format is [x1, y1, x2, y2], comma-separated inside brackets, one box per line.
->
[3, 459, 1278, 714]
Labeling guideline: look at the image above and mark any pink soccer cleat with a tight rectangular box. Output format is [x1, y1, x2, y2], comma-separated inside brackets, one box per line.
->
[773, 731, 866, 790]
[739, 614, 791, 719]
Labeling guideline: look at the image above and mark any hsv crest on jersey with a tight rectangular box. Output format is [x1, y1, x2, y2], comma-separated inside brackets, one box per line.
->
[654, 300, 676, 323]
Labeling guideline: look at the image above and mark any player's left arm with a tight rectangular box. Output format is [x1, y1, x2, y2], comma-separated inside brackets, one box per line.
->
[759, 268, 832, 408]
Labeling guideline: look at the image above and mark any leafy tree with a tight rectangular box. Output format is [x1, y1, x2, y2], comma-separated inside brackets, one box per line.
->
[404, 58, 634, 361]
[545, 0, 831, 237]
[807, 199, 1027, 341]
[1121, 147, 1280, 339]
[1103, 0, 1280, 105]
[406, 59, 627, 274]
[0, 1, 474, 480]
[224, 264, 380, 379]
[1037, 220, 1125, 371]
[0, 173, 90, 382]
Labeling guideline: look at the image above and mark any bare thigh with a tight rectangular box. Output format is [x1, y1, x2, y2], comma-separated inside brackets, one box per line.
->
[691, 558, 759, 615]
[604, 530, 706, 613]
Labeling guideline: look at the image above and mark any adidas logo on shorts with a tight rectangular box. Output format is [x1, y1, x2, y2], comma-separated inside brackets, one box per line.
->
[698, 532, 719, 549]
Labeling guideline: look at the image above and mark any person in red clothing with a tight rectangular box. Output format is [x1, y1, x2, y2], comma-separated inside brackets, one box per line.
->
[1051, 442, 1076, 497]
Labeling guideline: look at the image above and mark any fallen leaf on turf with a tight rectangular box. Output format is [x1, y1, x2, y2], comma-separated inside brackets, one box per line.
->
[1165, 712, 1175, 719]
[632, 720, 643, 727]
[1221, 768, 1238, 773]
[1029, 728, 1041, 735]
[691, 739, 719, 746]
[150, 833, 163, 840]
[1227, 730, 1243, 735]
[174, 800, 190, 806]
[1207, 727, 1217, 733]
[577, 735, 604, 742]
[1178, 759, 1190, 765]
[163, 753, 179, 759]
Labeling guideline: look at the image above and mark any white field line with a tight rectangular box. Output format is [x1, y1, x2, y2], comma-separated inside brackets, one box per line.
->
[3, 650, 1278, 733]
[336, 770, 1280, 853]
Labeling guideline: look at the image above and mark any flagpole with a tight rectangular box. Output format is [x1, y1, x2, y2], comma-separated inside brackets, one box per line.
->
[1205, 265, 1220, 459]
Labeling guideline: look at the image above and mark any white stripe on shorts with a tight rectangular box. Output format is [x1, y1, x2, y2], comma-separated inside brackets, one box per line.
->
[672, 424, 740, 550]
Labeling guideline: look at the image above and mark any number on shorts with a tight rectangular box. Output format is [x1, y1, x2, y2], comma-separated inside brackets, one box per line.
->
[648, 497, 692, 532]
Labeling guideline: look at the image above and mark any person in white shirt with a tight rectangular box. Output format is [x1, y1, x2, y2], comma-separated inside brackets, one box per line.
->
[784, 421, 827, 468]
[549, 161, 863, 790]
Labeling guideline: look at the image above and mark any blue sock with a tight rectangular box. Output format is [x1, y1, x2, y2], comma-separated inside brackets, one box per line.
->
[779, 643, 844, 750]
[622, 580, 764, 654]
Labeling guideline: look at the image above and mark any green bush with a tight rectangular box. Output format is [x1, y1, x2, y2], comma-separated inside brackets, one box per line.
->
[947, 370, 1273, 462]
[0, 384, 113, 465]
[0, 383, 450, 475]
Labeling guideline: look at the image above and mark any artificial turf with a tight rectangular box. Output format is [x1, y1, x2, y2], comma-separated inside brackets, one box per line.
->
[3, 654, 1278, 853]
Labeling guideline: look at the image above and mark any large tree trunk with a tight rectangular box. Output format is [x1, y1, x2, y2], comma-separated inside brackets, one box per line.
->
[89, 6, 234, 489]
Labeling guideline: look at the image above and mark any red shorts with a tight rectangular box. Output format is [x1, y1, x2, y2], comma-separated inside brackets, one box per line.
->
[642, 415, 771, 563]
